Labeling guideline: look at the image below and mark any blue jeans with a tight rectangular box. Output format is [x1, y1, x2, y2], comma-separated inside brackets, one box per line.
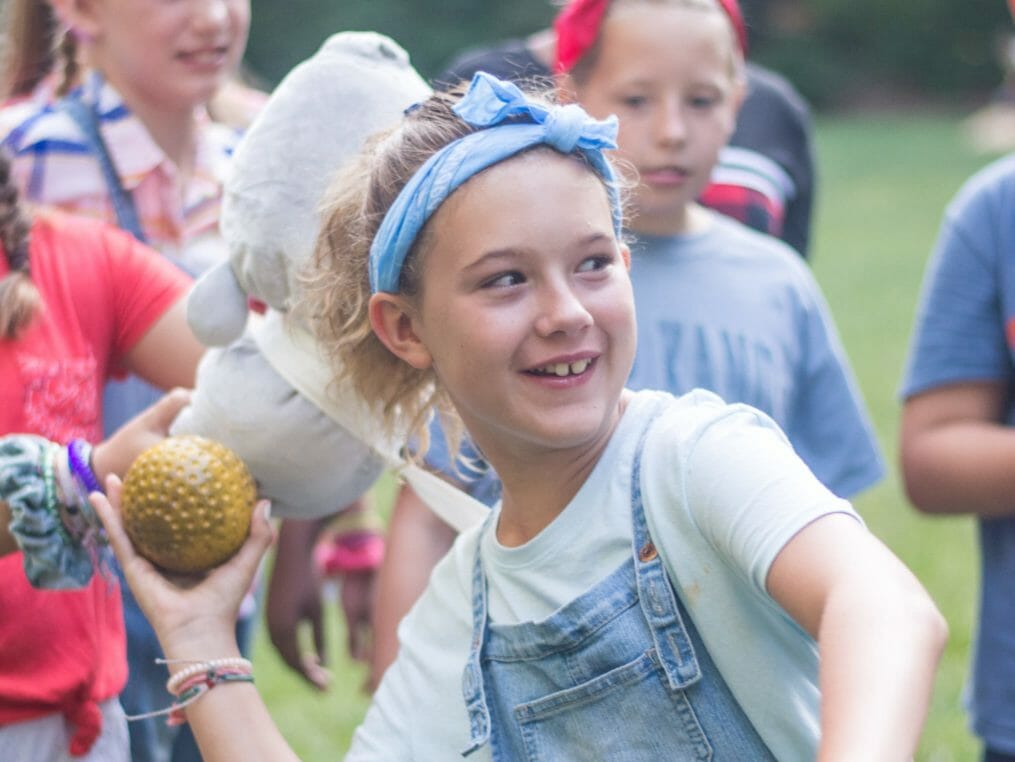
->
[461, 424, 774, 761]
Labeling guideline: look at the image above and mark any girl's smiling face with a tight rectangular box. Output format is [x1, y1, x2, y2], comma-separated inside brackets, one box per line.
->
[64, 0, 250, 113]
[373, 150, 635, 466]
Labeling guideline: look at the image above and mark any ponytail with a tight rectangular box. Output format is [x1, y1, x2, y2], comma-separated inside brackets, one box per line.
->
[1, 0, 60, 100]
[0, 151, 37, 339]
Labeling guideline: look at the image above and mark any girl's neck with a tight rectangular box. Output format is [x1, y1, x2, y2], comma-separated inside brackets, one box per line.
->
[479, 392, 630, 547]
[96, 69, 200, 177]
[629, 202, 711, 238]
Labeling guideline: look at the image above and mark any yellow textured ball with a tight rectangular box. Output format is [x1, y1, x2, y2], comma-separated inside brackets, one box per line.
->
[121, 435, 256, 574]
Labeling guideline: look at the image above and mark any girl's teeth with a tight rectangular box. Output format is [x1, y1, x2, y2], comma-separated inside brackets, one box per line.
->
[539, 359, 591, 376]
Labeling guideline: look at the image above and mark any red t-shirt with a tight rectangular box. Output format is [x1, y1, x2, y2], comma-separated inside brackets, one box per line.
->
[0, 211, 191, 751]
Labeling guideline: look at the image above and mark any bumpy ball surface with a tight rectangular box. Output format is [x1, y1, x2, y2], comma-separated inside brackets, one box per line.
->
[121, 435, 256, 574]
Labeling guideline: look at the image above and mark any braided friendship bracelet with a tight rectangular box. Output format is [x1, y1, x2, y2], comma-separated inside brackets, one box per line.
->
[166, 667, 255, 727]
[125, 658, 255, 727]
[67, 439, 103, 495]
[40, 443, 71, 546]
[165, 657, 254, 696]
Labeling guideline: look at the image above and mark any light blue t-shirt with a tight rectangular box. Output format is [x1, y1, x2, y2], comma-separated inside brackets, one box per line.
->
[627, 213, 881, 498]
[900, 153, 1015, 751]
[429, 212, 883, 501]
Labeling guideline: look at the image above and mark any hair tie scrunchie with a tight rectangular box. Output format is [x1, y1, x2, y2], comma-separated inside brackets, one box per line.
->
[0, 435, 105, 588]
[368, 71, 622, 294]
[553, 0, 748, 74]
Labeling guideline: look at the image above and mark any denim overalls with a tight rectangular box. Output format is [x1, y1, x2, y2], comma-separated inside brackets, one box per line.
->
[461, 425, 775, 761]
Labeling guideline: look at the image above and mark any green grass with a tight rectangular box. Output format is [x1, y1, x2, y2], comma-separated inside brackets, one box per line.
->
[252, 112, 1003, 760]
[812, 112, 996, 762]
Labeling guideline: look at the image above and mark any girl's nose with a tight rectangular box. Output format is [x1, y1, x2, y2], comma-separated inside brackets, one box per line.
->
[656, 100, 686, 146]
[533, 282, 594, 337]
[191, 0, 231, 29]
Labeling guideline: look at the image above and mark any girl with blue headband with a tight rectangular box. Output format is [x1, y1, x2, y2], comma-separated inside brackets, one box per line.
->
[92, 72, 944, 760]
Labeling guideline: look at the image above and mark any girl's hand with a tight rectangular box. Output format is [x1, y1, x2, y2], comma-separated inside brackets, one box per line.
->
[91, 388, 193, 484]
[91, 477, 274, 659]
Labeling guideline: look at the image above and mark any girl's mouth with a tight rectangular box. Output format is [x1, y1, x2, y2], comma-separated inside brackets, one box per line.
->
[527, 358, 593, 378]
[641, 167, 690, 187]
[177, 47, 229, 68]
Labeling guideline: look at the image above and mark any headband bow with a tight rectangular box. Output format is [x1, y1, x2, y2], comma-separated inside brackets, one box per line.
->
[369, 72, 622, 293]
[554, 0, 748, 74]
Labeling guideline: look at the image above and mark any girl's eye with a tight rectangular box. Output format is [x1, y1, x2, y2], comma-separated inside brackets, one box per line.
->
[577, 255, 613, 274]
[481, 271, 525, 289]
[620, 94, 648, 109]
[689, 94, 720, 110]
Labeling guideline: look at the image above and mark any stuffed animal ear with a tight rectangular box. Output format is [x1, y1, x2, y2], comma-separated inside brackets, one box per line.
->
[186, 262, 249, 346]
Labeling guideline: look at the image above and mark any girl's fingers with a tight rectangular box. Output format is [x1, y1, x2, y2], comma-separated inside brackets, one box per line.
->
[90, 475, 138, 567]
[206, 499, 275, 587]
[236, 499, 275, 568]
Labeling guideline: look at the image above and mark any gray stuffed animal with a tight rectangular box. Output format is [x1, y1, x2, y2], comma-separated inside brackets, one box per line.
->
[170, 32, 431, 519]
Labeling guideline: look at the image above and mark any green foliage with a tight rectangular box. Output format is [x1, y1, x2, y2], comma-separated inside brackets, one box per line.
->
[754, 0, 1011, 108]
[247, 0, 552, 86]
[246, 1, 1013, 110]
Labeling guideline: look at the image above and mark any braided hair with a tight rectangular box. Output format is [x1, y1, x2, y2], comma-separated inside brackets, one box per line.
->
[0, 149, 37, 339]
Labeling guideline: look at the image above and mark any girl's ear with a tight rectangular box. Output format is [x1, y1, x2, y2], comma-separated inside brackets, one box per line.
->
[51, 0, 100, 40]
[619, 242, 631, 271]
[368, 293, 433, 370]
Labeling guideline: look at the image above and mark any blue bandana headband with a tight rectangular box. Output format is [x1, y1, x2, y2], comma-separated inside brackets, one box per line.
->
[368, 71, 622, 293]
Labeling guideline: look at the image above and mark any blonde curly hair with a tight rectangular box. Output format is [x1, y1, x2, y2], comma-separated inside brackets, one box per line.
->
[300, 81, 627, 460]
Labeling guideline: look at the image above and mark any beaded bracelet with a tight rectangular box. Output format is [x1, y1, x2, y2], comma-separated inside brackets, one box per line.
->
[126, 658, 255, 727]
[166, 663, 255, 726]
[164, 657, 255, 702]
[67, 439, 103, 495]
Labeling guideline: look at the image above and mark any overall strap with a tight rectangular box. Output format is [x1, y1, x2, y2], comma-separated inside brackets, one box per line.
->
[57, 91, 148, 244]
[461, 512, 497, 756]
[630, 404, 703, 691]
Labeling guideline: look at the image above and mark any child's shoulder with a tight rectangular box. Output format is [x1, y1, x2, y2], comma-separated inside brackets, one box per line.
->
[948, 152, 1015, 217]
[640, 387, 784, 441]
[693, 212, 816, 292]
[634, 389, 794, 491]
[707, 211, 802, 261]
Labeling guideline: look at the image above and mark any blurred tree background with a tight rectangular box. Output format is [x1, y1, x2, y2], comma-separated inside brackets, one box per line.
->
[247, 0, 1013, 112]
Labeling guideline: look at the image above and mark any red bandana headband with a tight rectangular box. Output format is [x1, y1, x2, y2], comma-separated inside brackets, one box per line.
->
[553, 0, 748, 73]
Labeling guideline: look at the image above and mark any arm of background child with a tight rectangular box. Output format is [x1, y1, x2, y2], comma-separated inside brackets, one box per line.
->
[900, 379, 1015, 517]
[766, 512, 947, 762]
[122, 297, 205, 390]
[267, 497, 383, 687]
[266, 513, 335, 690]
[369, 481, 456, 691]
[92, 479, 300, 762]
